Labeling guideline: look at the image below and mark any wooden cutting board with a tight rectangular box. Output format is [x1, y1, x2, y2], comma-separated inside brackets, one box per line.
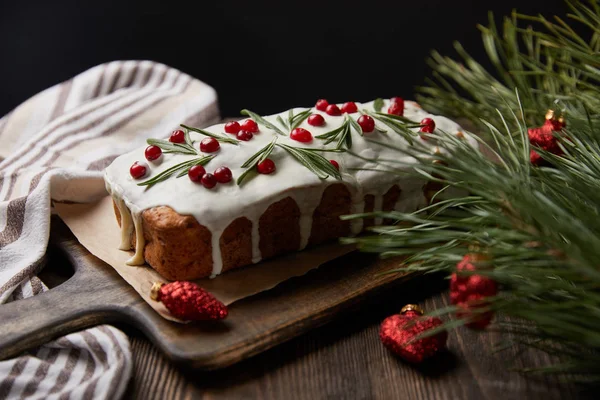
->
[0, 218, 416, 370]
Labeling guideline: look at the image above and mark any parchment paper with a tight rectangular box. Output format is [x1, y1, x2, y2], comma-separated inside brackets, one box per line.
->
[54, 196, 355, 322]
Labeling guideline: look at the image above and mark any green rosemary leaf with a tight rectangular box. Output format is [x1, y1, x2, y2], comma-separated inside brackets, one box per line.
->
[287, 109, 294, 128]
[367, 112, 416, 144]
[276, 143, 342, 180]
[373, 112, 420, 126]
[237, 138, 277, 185]
[290, 109, 312, 130]
[180, 124, 239, 145]
[373, 98, 384, 112]
[146, 138, 197, 155]
[174, 156, 214, 178]
[137, 155, 215, 187]
[277, 115, 289, 131]
[348, 115, 363, 136]
[241, 109, 287, 135]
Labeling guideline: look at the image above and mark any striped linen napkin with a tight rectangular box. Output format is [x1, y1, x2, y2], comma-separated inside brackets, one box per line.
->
[0, 60, 220, 399]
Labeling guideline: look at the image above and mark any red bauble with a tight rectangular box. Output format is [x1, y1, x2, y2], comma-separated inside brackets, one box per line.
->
[388, 102, 404, 116]
[236, 130, 253, 141]
[144, 145, 162, 161]
[201, 173, 217, 189]
[341, 101, 358, 114]
[329, 160, 340, 170]
[315, 99, 329, 111]
[130, 162, 147, 179]
[224, 121, 241, 134]
[214, 166, 232, 183]
[420, 118, 436, 134]
[257, 158, 276, 174]
[200, 137, 220, 153]
[188, 165, 206, 182]
[151, 281, 228, 321]
[326, 104, 342, 116]
[307, 114, 325, 127]
[169, 129, 185, 143]
[357, 115, 375, 133]
[450, 254, 498, 329]
[380, 304, 447, 363]
[241, 119, 259, 133]
[290, 128, 313, 143]
[528, 119, 563, 165]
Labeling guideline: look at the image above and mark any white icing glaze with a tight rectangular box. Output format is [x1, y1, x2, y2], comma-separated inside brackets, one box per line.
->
[104, 99, 476, 277]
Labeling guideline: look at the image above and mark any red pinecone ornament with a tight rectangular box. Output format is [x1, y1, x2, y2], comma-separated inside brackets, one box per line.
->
[528, 110, 566, 165]
[380, 304, 447, 363]
[450, 254, 497, 329]
[150, 281, 228, 321]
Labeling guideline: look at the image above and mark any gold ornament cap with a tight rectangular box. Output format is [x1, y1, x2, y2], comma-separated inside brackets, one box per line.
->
[150, 282, 164, 301]
[400, 304, 424, 315]
[545, 109, 555, 121]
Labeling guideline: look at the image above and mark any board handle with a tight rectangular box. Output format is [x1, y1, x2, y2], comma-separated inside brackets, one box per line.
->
[0, 219, 134, 360]
[0, 272, 119, 360]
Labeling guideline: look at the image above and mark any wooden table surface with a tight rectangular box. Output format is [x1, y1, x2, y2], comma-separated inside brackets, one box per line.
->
[40, 245, 591, 400]
[114, 273, 588, 400]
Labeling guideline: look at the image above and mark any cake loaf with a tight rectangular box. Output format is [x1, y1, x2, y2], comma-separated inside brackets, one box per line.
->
[104, 98, 472, 280]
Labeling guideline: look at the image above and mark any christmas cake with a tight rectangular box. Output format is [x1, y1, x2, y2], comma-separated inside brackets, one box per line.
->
[104, 98, 472, 280]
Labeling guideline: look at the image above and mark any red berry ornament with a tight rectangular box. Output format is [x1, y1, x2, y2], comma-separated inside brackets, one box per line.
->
[528, 110, 565, 165]
[307, 114, 325, 127]
[201, 173, 217, 189]
[169, 129, 185, 143]
[316, 99, 329, 111]
[241, 119, 258, 133]
[388, 102, 404, 116]
[290, 128, 313, 143]
[420, 118, 436, 134]
[214, 166, 232, 183]
[380, 304, 447, 364]
[329, 160, 339, 170]
[357, 115, 375, 133]
[257, 158, 276, 174]
[236, 130, 253, 141]
[450, 254, 498, 329]
[326, 104, 342, 116]
[188, 165, 206, 182]
[224, 121, 241, 134]
[150, 281, 228, 321]
[200, 137, 220, 153]
[341, 101, 358, 114]
[129, 162, 147, 179]
[144, 145, 162, 161]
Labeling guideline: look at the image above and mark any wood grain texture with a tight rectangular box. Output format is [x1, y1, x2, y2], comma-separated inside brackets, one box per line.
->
[122, 283, 591, 400]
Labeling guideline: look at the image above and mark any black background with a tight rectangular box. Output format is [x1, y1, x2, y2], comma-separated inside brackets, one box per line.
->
[1, 0, 568, 118]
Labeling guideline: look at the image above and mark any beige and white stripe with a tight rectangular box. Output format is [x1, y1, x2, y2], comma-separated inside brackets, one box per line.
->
[0, 61, 220, 399]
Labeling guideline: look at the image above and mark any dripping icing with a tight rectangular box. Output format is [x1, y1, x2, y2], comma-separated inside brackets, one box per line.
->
[103, 99, 478, 276]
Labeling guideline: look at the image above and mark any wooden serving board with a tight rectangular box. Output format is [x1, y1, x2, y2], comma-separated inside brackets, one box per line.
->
[0, 218, 416, 370]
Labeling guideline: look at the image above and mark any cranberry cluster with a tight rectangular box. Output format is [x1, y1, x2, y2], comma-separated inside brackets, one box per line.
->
[188, 165, 232, 189]
[224, 119, 258, 141]
[315, 99, 358, 116]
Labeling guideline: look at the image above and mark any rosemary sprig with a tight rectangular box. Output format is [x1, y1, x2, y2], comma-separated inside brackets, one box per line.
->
[137, 155, 215, 187]
[276, 109, 311, 131]
[315, 114, 361, 150]
[373, 98, 384, 112]
[241, 109, 287, 136]
[276, 143, 342, 180]
[364, 110, 421, 144]
[180, 124, 239, 145]
[146, 138, 197, 155]
[237, 138, 278, 185]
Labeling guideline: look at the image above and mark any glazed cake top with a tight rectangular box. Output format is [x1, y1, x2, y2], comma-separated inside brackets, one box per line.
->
[104, 98, 474, 276]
